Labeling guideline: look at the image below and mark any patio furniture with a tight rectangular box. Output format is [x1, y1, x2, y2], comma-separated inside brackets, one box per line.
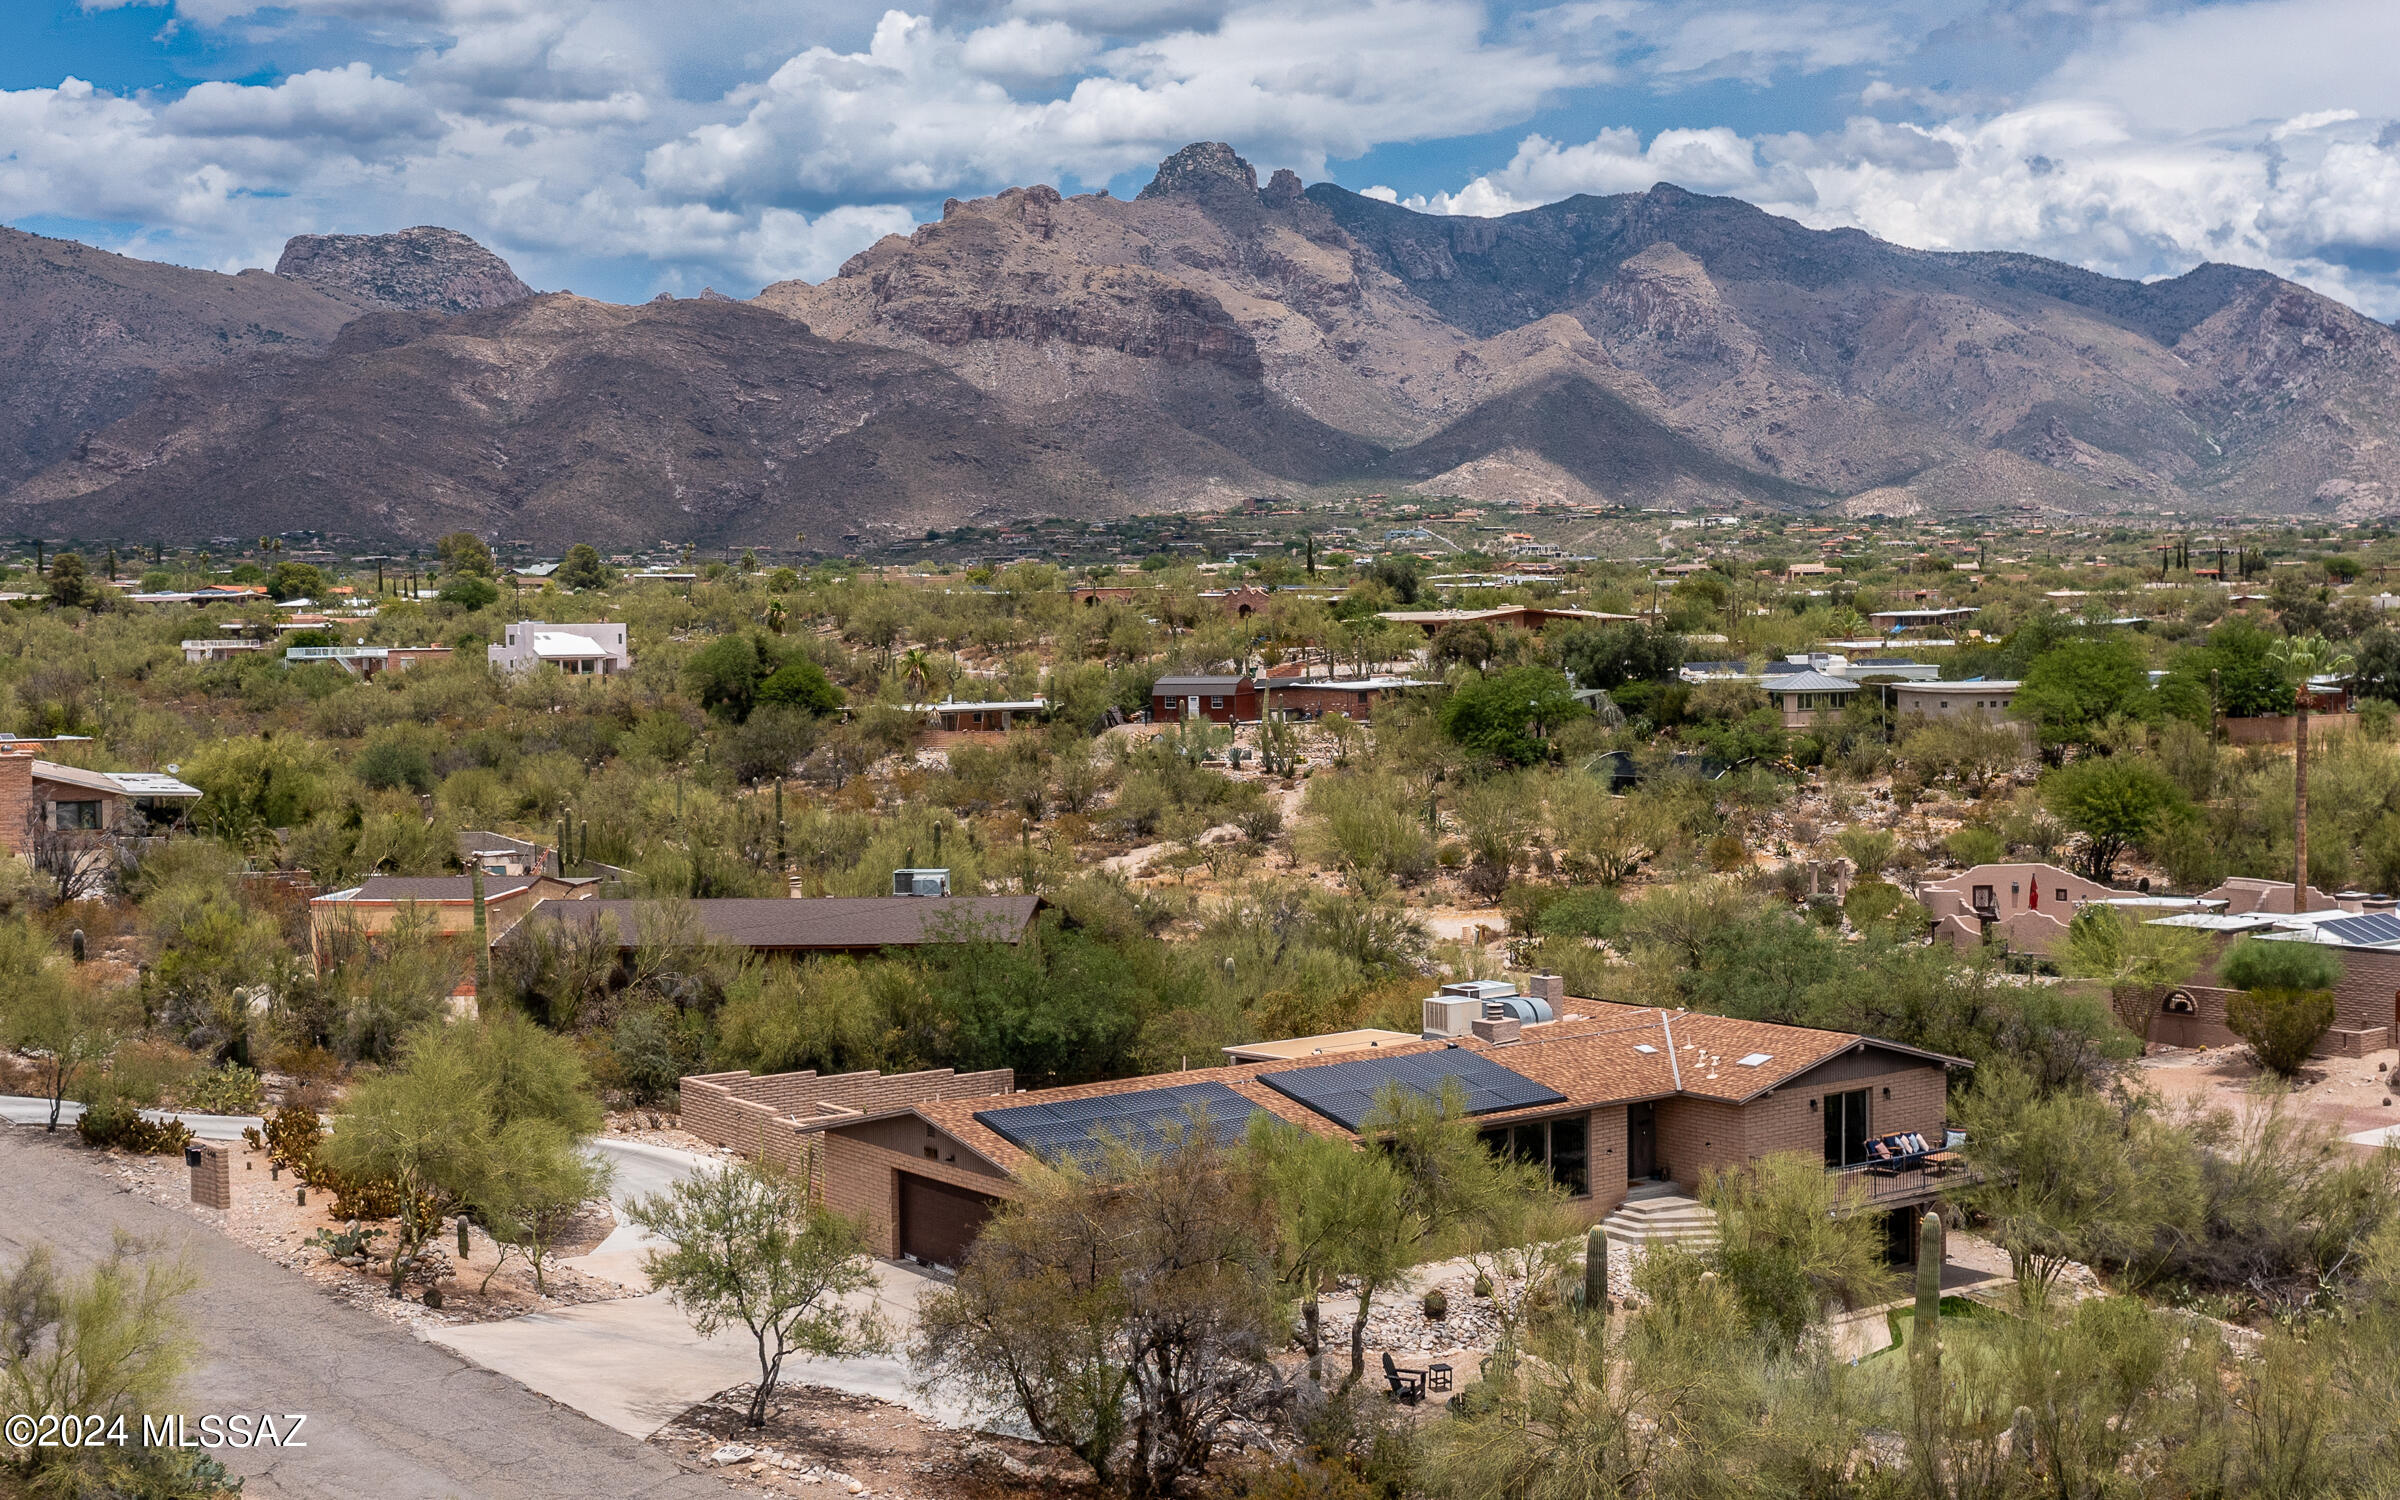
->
[1382, 1351, 1425, 1404]
[1427, 1362, 1454, 1393]
[1924, 1150, 1962, 1177]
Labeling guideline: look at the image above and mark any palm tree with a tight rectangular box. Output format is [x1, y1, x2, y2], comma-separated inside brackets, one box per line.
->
[899, 648, 934, 701]
[2268, 634, 2355, 912]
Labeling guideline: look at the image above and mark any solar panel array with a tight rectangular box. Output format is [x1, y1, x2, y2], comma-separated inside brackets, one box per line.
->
[1260, 1049, 1566, 1131]
[974, 1080, 1264, 1166]
[2316, 913, 2400, 947]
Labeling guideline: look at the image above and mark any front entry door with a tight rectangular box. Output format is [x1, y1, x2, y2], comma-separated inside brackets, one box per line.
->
[1627, 1102, 1657, 1181]
[1187, 696, 1201, 719]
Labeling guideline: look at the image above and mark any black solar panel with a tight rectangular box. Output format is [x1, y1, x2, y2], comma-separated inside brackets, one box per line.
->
[2317, 913, 2400, 947]
[1259, 1049, 1566, 1131]
[974, 1080, 1263, 1166]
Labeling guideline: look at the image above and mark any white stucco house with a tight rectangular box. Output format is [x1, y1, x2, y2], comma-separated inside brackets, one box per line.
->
[487, 621, 631, 676]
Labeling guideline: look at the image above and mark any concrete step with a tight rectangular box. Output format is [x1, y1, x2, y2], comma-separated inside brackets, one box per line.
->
[1600, 1192, 1720, 1248]
[1622, 1179, 1683, 1204]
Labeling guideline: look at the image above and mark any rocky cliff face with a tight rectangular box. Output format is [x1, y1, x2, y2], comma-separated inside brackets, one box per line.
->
[274, 227, 535, 316]
[8, 144, 2400, 542]
[0, 228, 356, 484]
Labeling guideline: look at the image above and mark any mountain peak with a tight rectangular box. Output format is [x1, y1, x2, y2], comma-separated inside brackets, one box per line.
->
[1139, 142, 1259, 202]
[274, 226, 533, 316]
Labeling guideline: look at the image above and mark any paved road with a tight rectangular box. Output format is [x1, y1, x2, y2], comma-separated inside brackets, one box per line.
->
[0, 1129, 725, 1500]
[0, 1094, 260, 1140]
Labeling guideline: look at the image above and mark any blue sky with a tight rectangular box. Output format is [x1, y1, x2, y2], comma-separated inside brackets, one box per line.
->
[6, 0, 2399, 314]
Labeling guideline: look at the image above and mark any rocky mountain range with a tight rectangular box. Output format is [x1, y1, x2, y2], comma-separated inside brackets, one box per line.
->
[8, 142, 2400, 545]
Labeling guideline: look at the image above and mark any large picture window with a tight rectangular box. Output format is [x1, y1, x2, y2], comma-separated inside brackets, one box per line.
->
[1478, 1115, 1592, 1197]
[52, 800, 102, 830]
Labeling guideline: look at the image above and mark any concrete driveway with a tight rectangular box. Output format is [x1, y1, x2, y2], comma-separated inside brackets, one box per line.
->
[428, 1255, 961, 1438]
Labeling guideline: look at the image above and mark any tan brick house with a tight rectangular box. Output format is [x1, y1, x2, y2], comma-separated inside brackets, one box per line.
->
[686, 993, 1968, 1268]
[2145, 910, 2400, 1056]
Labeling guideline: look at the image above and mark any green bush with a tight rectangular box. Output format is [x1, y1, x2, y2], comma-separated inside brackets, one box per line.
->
[181, 1062, 264, 1115]
[2224, 987, 2336, 1077]
[354, 727, 437, 794]
[2218, 936, 2345, 993]
[75, 1101, 193, 1154]
[1945, 826, 2005, 867]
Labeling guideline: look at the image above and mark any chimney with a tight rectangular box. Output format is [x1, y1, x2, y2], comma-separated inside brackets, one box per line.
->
[0, 749, 30, 858]
[1527, 971, 1564, 1006]
[1471, 1003, 1521, 1046]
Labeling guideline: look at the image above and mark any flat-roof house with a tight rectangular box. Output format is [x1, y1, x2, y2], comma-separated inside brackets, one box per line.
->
[1919, 862, 2212, 953]
[2143, 908, 2400, 1056]
[919, 699, 1046, 736]
[770, 979, 1968, 1266]
[1152, 675, 1259, 724]
[488, 621, 631, 676]
[1867, 606, 1979, 632]
[1893, 680, 2021, 722]
[1264, 677, 1439, 722]
[0, 751, 203, 853]
[1377, 605, 1637, 636]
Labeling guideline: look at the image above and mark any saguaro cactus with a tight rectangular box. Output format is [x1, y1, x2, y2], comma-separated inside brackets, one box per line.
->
[1914, 1211, 1943, 1355]
[1585, 1224, 1607, 1310]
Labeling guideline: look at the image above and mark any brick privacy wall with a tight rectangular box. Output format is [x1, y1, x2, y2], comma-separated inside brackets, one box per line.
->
[0, 752, 29, 856]
[2155, 983, 2395, 1056]
[190, 1142, 232, 1209]
[820, 1135, 1019, 1260]
[678, 1068, 1017, 1198]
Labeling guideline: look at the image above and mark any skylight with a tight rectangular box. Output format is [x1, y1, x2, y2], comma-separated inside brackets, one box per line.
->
[1633, 1044, 1658, 1054]
[1736, 1053, 1773, 1067]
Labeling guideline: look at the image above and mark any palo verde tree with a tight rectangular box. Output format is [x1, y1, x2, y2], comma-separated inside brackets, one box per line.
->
[628, 1161, 884, 1428]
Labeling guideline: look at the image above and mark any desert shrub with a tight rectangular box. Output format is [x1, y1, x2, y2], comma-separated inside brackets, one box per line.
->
[354, 725, 438, 794]
[1944, 826, 2005, 867]
[245, 1103, 326, 1174]
[2224, 988, 2336, 1077]
[75, 1100, 192, 1154]
[2218, 936, 2344, 993]
[1706, 833, 1747, 872]
[180, 1061, 264, 1115]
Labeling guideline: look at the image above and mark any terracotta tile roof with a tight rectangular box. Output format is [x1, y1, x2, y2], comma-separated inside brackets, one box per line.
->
[865, 1000, 1967, 1174]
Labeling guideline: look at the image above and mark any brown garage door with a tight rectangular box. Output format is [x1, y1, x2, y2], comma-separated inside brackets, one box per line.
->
[898, 1172, 999, 1268]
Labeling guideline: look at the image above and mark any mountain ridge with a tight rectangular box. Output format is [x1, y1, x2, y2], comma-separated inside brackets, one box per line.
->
[7, 146, 2400, 543]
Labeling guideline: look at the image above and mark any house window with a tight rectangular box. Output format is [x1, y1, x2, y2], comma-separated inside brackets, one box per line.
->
[53, 800, 102, 830]
[1823, 1088, 1871, 1167]
[1940, 700, 1949, 709]
[1477, 1118, 1591, 1198]
[2056, 889, 2067, 903]
[1210, 697, 1224, 709]
[1549, 1115, 1589, 1197]
[1971, 885, 1995, 910]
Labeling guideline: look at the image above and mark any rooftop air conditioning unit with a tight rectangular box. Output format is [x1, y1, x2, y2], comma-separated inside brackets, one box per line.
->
[1439, 979, 1518, 1002]
[892, 868, 951, 898]
[1422, 996, 1480, 1040]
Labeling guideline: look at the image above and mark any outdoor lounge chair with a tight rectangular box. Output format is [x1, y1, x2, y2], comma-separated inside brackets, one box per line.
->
[1383, 1351, 1425, 1403]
